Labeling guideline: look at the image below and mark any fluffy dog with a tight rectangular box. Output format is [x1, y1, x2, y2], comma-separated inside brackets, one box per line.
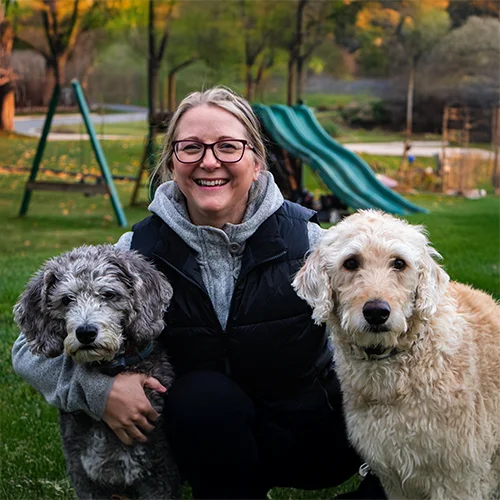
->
[293, 210, 500, 499]
[14, 245, 180, 499]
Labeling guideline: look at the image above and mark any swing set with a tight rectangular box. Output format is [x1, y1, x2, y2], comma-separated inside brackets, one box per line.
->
[18, 79, 128, 227]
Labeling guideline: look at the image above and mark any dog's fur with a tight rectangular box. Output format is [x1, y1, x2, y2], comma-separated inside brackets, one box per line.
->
[293, 210, 500, 499]
[14, 245, 180, 499]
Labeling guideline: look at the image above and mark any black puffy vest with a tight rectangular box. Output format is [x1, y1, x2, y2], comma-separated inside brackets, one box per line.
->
[131, 201, 333, 401]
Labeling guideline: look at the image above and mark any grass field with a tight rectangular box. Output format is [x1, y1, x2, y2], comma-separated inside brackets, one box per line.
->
[1, 133, 499, 499]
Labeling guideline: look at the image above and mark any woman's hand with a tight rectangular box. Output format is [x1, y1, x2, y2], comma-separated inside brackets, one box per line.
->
[103, 372, 167, 445]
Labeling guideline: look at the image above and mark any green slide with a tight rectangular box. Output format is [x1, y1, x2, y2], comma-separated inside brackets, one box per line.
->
[253, 104, 427, 215]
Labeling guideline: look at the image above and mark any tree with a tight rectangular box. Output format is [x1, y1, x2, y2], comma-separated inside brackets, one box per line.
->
[163, 1, 240, 110]
[238, 0, 281, 101]
[356, 1, 450, 140]
[15, 0, 121, 104]
[424, 16, 500, 100]
[447, 0, 499, 28]
[278, 0, 360, 105]
[0, 0, 16, 131]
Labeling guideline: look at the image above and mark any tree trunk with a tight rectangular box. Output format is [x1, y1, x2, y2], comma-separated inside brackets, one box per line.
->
[406, 60, 415, 140]
[286, 56, 296, 106]
[166, 59, 196, 111]
[296, 56, 306, 103]
[167, 70, 176, 112]
[0, 85, 14, 130]
[44, 55, 67, 106]
[293, 0, 307, 104]
[147, 0, 157, 125]
[159, 75, 165, 113]
[0, 18, 15, 131]
[245, 64, 255, 101]
[398, 58, 415, 175]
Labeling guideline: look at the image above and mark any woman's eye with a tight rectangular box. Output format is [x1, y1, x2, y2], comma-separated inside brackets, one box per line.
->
[218, 143, 238, 151]
[61, 296, 73, 306]
[343, 258, 359, 271]
[183, 144, 201, 152]
[393, 258, 407, 270]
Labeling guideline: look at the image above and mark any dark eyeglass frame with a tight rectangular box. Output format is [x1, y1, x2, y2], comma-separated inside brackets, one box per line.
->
[172, 139, 255, 164]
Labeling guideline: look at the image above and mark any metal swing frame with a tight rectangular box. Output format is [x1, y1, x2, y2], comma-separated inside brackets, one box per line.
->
[18, 79, 128, 227]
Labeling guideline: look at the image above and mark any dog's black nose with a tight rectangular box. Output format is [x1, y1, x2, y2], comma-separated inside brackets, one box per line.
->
[76, 325, 98, 344]
[363, 300, 391, 325]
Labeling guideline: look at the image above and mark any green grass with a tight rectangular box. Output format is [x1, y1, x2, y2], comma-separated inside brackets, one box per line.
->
[1, 134, 499, 499]
[51, 121, 149, 137]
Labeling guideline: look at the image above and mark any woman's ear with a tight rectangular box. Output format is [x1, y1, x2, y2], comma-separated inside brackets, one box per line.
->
[252, 160, 261, 182]
[292, 249, 334, 325]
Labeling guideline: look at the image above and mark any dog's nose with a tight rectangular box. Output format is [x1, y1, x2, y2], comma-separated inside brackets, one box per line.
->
[363, 300, 391, 325]
[76, 325, 98, 344]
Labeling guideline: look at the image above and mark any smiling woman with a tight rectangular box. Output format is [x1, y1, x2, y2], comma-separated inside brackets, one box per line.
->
[167, 104, 261, 227]
[12, 86, 386, 500]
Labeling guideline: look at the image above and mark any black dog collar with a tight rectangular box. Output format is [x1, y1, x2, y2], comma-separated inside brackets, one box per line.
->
[361, 345, 402, 361]
[92, 342, 154, 377]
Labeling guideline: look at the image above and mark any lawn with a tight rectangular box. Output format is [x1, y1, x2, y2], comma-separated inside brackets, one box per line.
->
[51, 121, 149, 137]
[0, 133, 499, 499]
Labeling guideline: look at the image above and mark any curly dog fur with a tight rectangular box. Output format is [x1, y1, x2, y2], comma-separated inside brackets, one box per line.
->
[293, 210, 500, 499]
[14, 245, 180, 499]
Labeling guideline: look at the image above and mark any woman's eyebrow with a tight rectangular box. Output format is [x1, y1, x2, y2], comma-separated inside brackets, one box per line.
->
[177, 135, 239, 141]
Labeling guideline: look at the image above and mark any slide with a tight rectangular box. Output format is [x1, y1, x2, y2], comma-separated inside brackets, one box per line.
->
[253, 104, 427, 215]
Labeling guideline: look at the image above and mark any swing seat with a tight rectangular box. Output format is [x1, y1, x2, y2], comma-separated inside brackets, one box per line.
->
[25, 181, 108, 196]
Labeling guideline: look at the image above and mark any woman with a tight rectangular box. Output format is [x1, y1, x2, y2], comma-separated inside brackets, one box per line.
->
[12, 87, 385, 499]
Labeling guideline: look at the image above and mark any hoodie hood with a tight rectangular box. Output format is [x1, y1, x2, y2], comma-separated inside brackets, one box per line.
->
[148, 170, 284, 254]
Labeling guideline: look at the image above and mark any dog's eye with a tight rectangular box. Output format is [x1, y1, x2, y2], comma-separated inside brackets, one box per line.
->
[61, 296, 73, 306]
[343, 258, 359, 271]
[393, 258, 407, 270]
[102, 291, 117, 300]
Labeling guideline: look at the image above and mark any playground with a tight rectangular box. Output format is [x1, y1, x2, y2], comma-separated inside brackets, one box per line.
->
[1, 82, 499, 499]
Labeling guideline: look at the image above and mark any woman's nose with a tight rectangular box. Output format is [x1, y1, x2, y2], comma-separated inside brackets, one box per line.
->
[200, 147, 220, 168]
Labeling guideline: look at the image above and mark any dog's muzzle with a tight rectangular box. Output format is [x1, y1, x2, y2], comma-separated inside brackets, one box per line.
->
[76, 324, 98, 344]
[363, 300, 391, 331]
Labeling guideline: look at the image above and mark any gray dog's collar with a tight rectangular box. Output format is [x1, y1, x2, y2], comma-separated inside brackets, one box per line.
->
[92, 342, 154, 377]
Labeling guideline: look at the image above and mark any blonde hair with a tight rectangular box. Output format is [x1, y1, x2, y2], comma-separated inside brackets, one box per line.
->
[155, 86, 267, 183]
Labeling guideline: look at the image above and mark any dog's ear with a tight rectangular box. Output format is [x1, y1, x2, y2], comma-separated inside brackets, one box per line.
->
[292, 248, 334, 325]
[117, 252, 173, 345]
[13, 266, 66, 357]
[415, 244, 449, 320]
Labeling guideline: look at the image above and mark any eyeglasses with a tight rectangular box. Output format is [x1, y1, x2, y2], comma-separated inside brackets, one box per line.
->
[172, 139, 254, 164]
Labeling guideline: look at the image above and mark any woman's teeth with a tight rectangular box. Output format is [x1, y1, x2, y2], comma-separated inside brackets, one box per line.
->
[195, 179, 229, 186]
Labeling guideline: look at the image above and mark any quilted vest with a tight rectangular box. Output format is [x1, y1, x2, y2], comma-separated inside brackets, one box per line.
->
[131, 201, 333, 400]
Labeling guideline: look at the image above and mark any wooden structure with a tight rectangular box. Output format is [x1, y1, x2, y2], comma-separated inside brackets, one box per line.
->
[18, 80, 127, 227]
[440, 105, 498, 194]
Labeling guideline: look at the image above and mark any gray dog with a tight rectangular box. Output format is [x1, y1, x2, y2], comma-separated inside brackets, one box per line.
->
[14, 245, 180, 499]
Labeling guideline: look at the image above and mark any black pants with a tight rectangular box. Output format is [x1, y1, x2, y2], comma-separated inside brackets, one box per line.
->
[164, 370, 385, 499]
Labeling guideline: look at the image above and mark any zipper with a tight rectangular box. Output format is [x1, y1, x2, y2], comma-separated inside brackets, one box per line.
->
[152, 252, 223, 332]
[154, 248, 287, 377]
[225, 249, 287, 331]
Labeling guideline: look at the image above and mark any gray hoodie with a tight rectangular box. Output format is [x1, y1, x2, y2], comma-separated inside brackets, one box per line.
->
[12, 172, 324, 419]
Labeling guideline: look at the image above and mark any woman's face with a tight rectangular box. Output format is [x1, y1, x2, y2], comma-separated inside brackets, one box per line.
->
[171, 104, 261, 228]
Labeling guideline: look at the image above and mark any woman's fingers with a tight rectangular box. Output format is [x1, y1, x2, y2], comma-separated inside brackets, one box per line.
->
[114, 428, 134, 446]
[103, 372, 165, 445]
[143, 376, 167, 394]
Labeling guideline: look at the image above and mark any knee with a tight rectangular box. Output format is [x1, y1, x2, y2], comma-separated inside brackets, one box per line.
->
[164, 371, 255, 433]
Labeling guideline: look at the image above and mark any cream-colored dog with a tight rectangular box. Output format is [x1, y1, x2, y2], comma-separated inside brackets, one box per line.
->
[293, 210, 500, 499]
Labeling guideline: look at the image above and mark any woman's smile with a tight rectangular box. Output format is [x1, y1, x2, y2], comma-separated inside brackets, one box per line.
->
[171, 104, 261, 228]
[193, 178, 230, 188]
